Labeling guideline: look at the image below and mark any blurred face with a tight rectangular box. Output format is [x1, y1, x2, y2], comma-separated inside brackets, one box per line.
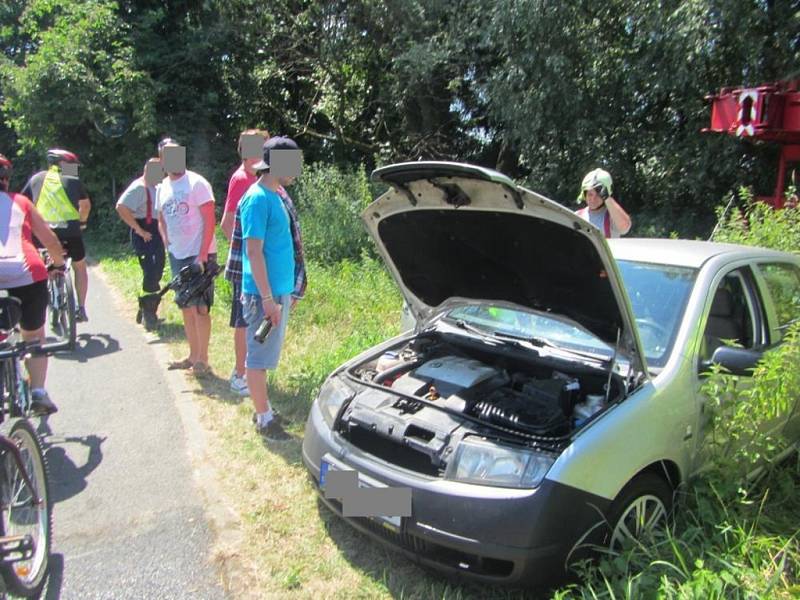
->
[584, 187, 604, 210]
[278, 175, 296, 187]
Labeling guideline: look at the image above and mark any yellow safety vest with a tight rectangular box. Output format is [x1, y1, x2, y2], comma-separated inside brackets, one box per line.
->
[36, 166, 80, 223]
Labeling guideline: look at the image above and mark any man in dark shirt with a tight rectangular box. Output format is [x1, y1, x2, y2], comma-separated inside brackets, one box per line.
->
[21, 148, 92, 321]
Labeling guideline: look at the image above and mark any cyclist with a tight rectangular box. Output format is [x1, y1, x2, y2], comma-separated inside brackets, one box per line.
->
[21, 148, 92, 321]
[0, 153, 65, 415]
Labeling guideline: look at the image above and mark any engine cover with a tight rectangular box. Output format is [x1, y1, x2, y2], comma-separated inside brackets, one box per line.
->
[393, 356, 501, 398]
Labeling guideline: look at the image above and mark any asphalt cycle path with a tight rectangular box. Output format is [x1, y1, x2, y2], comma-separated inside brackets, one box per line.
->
[36, 264, 228, 599]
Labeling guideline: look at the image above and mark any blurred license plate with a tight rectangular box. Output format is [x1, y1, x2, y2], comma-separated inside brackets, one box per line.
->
[319, 459, 404, 531]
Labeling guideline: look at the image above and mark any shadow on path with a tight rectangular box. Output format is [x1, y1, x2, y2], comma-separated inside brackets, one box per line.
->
[43, 552, 64, 600]
[51, 333, 120, 363]
[38, 428, 106, 503]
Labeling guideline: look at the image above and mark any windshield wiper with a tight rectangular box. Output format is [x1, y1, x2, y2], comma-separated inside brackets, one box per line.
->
[451, 320, 532, 351]
[492, 330, 610, 364]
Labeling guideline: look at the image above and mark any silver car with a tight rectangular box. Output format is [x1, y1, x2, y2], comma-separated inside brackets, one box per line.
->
[302, 161, 800, 585]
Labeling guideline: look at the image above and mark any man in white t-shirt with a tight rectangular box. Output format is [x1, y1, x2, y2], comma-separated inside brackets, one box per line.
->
[155, 137, 217, 376]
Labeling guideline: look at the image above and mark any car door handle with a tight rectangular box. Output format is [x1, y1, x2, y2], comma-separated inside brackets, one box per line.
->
[683, 425, 693, 440]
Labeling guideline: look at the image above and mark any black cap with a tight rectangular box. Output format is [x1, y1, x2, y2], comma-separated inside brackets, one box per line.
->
[252, 136, 300, 171]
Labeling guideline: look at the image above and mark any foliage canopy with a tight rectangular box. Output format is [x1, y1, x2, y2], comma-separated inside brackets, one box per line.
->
[1, 0, 799, 236]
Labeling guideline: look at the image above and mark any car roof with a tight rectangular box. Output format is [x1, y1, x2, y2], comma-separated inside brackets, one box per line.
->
[608, 238, 797, 269]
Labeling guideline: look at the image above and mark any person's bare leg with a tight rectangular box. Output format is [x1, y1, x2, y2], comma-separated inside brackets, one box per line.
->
[181, 307, 199, 363]
[234, 326, 246, 377]
[21, 327, 46, 388]
[194, 306, 211, 366]
[73, 259, 88, 307]
[247, 368, 269, 413]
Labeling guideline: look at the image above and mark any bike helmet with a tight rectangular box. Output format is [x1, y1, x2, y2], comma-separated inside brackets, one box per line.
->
[0, 153, 11, 177]
[46, 148, 81, 166]
[578, 168, 613, 202]
[0, 154, 11, 192]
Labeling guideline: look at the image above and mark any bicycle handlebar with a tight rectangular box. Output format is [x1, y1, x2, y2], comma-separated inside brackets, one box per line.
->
[0, 339, 67, 359]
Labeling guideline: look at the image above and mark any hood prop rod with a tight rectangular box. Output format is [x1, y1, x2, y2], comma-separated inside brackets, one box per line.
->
[605, 328, 621, 404]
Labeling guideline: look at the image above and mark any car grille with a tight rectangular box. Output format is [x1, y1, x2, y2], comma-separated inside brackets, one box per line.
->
[342, 424, 441, 477]
[324, 496, 514, 578]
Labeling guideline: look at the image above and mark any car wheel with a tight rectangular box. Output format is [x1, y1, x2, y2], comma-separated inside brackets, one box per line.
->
[606, 473, 673, 551]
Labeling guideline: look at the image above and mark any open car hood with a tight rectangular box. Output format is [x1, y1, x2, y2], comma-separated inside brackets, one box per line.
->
[364, 161, 646, 374]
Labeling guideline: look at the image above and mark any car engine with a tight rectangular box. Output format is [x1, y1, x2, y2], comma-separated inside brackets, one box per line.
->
[339, 334, 620, 474]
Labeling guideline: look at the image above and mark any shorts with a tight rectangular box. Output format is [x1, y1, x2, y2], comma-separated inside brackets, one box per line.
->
[168, 253, 217, 309]
[6, 280, 48, 331]
[241, 293, 290, 370]
[228, 279, 248, 328]
[55, 233, 86, 262]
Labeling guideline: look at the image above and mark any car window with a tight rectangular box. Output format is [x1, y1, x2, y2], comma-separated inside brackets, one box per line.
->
[701, 269, 761, 361]
[757, 262, 800, 341]
[617, 260, 696, 368]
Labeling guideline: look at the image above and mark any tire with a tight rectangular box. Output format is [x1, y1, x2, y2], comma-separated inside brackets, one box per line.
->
[0, 417, 51, 597]
[46, 279, 59, 337]
[604, 473, 673, 551]
[60, 273, 77, 351]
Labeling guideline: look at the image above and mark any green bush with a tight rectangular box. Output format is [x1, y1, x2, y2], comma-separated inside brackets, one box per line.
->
[565, 324, 800, 598]
[292, 163, 384, 264]
[710, 188, 800, 253]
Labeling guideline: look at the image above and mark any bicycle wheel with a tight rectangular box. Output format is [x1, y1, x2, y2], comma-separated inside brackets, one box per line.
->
[60, 273, 77, 350]
[0, 418, 51, 597]
[46, 279, 60, 337]
[0, 358, 24, 420]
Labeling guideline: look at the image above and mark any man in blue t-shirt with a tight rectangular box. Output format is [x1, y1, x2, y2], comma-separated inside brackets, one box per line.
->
[239, 136, 302, 441]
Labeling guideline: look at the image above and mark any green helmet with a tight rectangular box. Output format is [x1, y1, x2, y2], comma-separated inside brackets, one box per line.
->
[578, 168, 613, 202]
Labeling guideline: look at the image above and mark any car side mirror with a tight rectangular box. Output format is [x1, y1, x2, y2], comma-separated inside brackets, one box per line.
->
[701, 346, 763, 376]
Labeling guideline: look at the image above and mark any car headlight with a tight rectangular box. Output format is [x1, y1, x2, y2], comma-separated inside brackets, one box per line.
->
[317, 376, 355, 428]
[445, 437, 555, 489]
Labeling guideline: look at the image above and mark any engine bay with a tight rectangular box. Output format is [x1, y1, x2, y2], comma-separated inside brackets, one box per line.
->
[337, 332, 624, 474]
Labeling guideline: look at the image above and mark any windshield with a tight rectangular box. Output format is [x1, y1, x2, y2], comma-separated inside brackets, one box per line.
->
[442, 260, 696, 370]
[444, 305, 614, 359]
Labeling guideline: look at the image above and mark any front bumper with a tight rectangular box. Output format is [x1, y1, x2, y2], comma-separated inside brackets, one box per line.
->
[302, 400, 611, 586]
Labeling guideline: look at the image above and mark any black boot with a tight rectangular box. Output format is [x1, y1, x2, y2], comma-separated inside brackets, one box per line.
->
[140, 294, 161, 331]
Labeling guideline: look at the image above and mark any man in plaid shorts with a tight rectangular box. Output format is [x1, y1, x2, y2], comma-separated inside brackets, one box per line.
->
[224, 135, 307, 397]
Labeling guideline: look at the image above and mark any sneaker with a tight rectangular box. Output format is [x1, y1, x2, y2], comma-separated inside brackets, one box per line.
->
[75, 306, 88, 323]
[256, 419, 290, 441]
[252, 410, 284, 426]
[229, 372, 249, 396]
[30, 390, 58, 416]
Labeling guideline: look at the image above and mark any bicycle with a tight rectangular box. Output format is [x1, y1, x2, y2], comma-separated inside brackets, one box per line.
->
[39, 250, 76, 351]
[0, 298, 52, 597]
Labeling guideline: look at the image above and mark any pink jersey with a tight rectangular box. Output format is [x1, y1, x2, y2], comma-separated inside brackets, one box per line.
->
[0, 192, 48, 288]
[224, 165, 257, 213]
